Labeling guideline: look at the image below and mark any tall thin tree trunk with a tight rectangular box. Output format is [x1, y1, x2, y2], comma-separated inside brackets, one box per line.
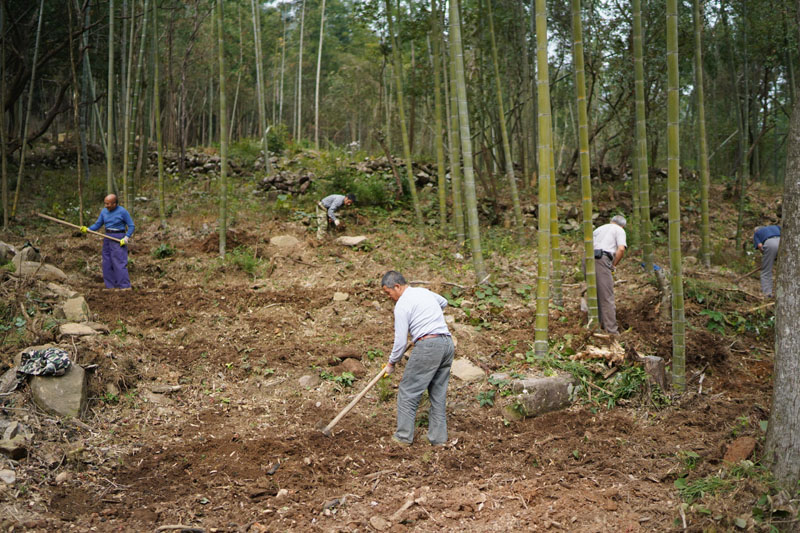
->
[279, 9, 286, 124]
[450, 0, 486, 281]
[11, 0, 45, 218]
[431, 0, 447, 230]
[385, 0, 424, 226]
[122, 0, 137, 206]
[216, 0, 229, 257]
[67, 0, 84, 226]
[446, 45, 465, 245]
[667, 0, 686, 392]
[314, 0, 326, 149]
[125, 0, 150, 214]
[735, 4, 750, 251]
[486, 0, 523, 235]
[571, 0, 598, 325]
[153, 0, 167, 228]
[251, 0, 272, 175]
[533, 0, 553, 356]
[295, 0, 306, 141]
[107, 0, 115, 194]
[1, 4, 6, 229]
[694, 0, 711, 267]
[633, 0, 653, 272]
[77, 0, 93, 184]
[228, 4, 244, 142]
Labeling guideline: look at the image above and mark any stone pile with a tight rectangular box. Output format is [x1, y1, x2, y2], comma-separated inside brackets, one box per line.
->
[257, 170, 314, 195]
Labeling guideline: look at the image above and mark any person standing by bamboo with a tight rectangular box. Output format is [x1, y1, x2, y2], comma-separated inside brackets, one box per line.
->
[82, 194, 135, 289]
[592, 215, 627, 335]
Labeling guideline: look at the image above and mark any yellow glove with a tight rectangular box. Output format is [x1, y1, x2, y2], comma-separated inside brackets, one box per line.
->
[119, 237, 127, 247]
[80, 226, 88, 234]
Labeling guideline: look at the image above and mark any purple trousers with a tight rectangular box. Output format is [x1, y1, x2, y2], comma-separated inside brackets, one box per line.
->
[102, 232, 130, 288]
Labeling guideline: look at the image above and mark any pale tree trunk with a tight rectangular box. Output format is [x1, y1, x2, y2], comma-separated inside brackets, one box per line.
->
[571, 0, 598, 325]
[122, 0, 136, 206]
[107, 0, 115, 194]
[450, 0, 486, 281]
[549, 151, 562, 307]
[633, 0, 653, 272]
[314, 0, 326, 149]
[446, 45, 465, 245]
[486, 0, 523, 235]
[667, 0, 686, 392]
[734, 5, 750, 252]
[217, 0, 229, 257]
[694, 0, 711, 267]
[251, 0, 272, 175]
[385, 0, 424, 226]
[77, 0, 93, 183]
[152, 0, 167, 228]
[431, 0, 447, 230]
[765, 77, 800, 488]
[125, 0, 150, 214]
[228, 4, 243, 142]
[533, 0, 554, 356]
[279, 8, 287, 124]
[67, 0, 84, 226]
[295, 0, 306, 141]
[11, 0, 45, 218]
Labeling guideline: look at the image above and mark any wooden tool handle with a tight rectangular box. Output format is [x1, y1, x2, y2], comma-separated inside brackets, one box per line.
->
[37, 213, 123, 243]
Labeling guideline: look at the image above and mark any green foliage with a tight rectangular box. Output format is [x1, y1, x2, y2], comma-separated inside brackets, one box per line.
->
[151, 243, 176, 259]
[476, 390, 496, 407]
[674, 475, 732, 504]
[320, 371, 356, 389]
[474, 283, 505, 311]
[375, 376, 394, 403]
[313, 167, 393, 207]
[366, 348, 383, 361]
[229, 138, 263, 165]
[677, 450, 701, 472]
[226, 246, 260, 274]
[700, 309, 726, 334]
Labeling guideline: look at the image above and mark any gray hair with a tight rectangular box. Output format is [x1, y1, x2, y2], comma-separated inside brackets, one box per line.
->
[611, 215, 627, 227]
[381, 270, 406, 288]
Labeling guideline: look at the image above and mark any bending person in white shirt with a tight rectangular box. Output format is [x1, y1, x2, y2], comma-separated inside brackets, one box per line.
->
[592, 215, 627, 335]
[381, 271, 454, 447]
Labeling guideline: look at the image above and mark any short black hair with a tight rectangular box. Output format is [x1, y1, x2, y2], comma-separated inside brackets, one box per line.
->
[346, 193, 356, 202]
[381, 270, 406, 288]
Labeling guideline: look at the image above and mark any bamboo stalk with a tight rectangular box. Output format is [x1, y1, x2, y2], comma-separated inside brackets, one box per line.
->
[36, 213, 123, 243]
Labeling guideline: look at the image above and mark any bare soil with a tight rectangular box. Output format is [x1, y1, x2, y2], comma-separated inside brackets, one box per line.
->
[0, 180, 779, 532]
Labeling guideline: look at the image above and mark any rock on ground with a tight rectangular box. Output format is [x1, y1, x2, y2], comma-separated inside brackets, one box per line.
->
[0, 241, 15, 263]
[723, 437, 757, 463]
[298, 375, 320, 388]
[332, 292, 349, 302]
[450, 358, 485, 381]
[269, 235, 300, 248]
[30, 364, 87, 418]
[45, 282, 78, 299]
[59, 323, 99, 336]
[336, 358, 367, 378]
[11, 258, 67, 281]
[59, 296, 91, 322]
[335, 236, 367, 247]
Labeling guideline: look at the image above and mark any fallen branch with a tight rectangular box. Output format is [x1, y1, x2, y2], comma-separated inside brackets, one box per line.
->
[745, 301, 774, 313]
[733, 266, 760, 283]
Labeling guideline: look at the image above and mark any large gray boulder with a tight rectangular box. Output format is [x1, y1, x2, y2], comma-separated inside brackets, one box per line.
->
[18, 245, 40, 262]
[335, 236, 367, 247]
[45, 283, 78, 299]
[450, 358, 485, 382]
[30, 364, 87, 418]
[504, 375, 575, 420]
[11, 257, 67, 282]
[58, 296, 91, 322]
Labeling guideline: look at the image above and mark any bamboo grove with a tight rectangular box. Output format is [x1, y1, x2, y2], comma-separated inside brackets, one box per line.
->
[2, 0, 797, 390]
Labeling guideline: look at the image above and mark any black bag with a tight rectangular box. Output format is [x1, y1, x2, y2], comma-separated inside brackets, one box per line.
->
[594, 249, 604, 260]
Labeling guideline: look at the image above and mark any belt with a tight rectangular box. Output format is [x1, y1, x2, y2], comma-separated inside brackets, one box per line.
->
[417, 333, 447, 342]
[106, 229, 126, 233]
[603, 251, 614, 261]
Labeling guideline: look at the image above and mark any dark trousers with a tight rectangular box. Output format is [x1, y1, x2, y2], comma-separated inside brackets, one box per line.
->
[595, 255, 619, 334]
[102, 232, 130, 288]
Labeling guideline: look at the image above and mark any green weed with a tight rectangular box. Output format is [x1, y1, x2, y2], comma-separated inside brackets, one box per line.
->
[476, 390, 496, 407]
[151, 243, 176, 259]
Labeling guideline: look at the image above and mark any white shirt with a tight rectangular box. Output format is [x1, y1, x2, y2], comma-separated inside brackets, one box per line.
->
[390, 287, 450, 363]
[593, 223, 627, 255]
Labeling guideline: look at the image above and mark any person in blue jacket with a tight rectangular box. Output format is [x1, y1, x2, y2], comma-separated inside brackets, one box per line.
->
[82, 194, 135, 289]
[753, 225, 780, 297]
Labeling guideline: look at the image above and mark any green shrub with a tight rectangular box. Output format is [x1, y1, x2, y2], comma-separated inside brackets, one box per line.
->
[151, 243, 176, 259]
[226, 246, 259, 274]
[313, 168, 394, 207]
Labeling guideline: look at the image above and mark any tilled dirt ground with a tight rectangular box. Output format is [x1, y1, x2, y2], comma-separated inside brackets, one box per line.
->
[0, 201, 777, 532]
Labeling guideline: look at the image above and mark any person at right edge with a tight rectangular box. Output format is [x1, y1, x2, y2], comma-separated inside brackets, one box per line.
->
[753, 224, 781, 298]
[592, 214, 627, 335]
[381, 271, 454, 447]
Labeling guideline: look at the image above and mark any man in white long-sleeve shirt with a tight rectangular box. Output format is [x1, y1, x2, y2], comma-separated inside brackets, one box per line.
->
[381, 271, 455, 447]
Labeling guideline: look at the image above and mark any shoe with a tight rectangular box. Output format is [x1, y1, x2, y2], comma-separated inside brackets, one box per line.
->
[424, 436, 445, 447]
[391, 436, 412, 447]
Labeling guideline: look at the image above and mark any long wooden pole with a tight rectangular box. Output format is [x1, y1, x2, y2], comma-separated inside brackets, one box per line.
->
[322, 342, 412, 437]
[36, 213, 123, 243]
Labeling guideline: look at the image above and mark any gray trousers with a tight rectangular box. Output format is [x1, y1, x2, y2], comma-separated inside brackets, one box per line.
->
[761, 237, 780, 296]
[595, 255, 619, 334]
[395, 335, 455, 445]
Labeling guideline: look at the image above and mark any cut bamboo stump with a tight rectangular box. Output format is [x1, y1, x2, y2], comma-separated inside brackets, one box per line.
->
[503, 375, 576, 420]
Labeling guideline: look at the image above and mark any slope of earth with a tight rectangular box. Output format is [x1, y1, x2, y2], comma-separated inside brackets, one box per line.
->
[0, 174, 782, 532]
